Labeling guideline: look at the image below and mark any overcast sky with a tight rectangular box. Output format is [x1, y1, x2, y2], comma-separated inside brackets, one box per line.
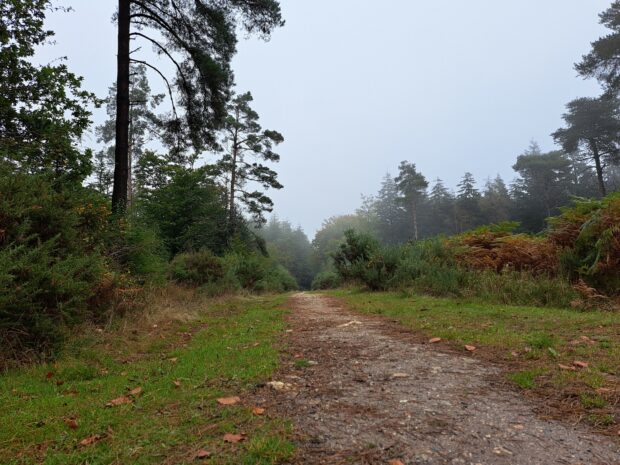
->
[41, 1, 610, 236]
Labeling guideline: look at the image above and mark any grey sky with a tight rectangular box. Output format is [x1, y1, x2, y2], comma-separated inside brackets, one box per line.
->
[42, 1, 609, 236]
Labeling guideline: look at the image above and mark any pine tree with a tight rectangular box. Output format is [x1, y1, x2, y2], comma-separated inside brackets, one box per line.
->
[395, 162, 428, 241]
[111, 0, 284, 213]
[216, 92, 284, 230]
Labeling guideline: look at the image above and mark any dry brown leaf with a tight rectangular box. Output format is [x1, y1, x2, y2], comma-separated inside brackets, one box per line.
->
[56, 380, 65, 386]
[573, 361, 589, 369]
[596, 388, 613, 394]
[169, 357, 178, 364]
[194, 449, 211, 459]
[252, 407, 265, 416]
[64, 418, 78, 430]
[173, 380, 182, 388]
[389, 460, 405, 465]
[106, 396, 132, 407]
[129, 387, 142, 396]
[558, 364, 576, 371]
[79, 435, 101, 447]
[223, 433, 244, 443]
[217, 396, 241, 406]
[429, 337, 442, 343]
[46, 372, 54, 379]
[464, 345, 477, 352]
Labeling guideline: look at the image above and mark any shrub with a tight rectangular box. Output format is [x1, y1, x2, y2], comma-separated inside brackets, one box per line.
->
[332, 229, 379, 280]
[169, 250, 225, 285]
[549, 193, 620, 294]
[312, 271, 342, 290]
[116, 220, 168, 285]
[0, 170, 112, 359]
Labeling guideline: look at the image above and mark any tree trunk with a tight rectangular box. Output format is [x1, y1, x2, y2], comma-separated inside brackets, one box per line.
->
[228, 129, 239, 233]
[412, 199, 419, 241]
[112, 0, 131, 214]
[590, 140, 607, 197]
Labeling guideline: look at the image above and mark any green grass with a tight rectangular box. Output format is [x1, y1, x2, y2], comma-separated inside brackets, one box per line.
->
[325, 288, 620, 429]
[508, 369, 547, 389]
[0, 290, 294, 465]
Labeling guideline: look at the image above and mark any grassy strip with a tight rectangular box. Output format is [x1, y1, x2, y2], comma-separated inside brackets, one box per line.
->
[327, 289, 620, 432]
[0, 289, 294, 464]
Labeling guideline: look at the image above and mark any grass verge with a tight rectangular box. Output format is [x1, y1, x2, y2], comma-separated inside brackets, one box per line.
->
[0, 287, 294, 464]
[326, 288, 620, 434]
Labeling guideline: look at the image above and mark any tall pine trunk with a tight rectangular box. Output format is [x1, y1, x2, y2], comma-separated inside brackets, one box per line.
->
[228, 128, 239, 234]
[590, 140, 607, 197]
[112, 0, 131, 214]
[412, 199, 419, 241]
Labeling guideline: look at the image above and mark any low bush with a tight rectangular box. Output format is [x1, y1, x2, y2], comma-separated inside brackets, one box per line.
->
[0, 170, 113, 359]
[549, 193, 620, 294]
[312, 271, 342, 290]
[170, 250, 298, 293]
[169, 250, 225, 285]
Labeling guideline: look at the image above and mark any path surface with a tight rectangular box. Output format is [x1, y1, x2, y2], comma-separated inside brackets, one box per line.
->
[259, 293, 620, 465]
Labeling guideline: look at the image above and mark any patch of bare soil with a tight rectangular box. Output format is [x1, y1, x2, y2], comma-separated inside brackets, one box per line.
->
[256, 293, 620, 465]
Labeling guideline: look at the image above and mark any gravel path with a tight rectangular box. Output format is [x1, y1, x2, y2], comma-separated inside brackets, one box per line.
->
[260, 293, 620, 465]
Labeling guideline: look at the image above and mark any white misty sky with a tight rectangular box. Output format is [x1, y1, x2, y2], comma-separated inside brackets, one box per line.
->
[40, 0, 609, 236]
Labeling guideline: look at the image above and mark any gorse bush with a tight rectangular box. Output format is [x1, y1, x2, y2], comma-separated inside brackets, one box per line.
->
[312, 271, 342, 290]
[169, 250, 298, 294]
[0, 170, 112, 358]
[169, 250, 226, 285]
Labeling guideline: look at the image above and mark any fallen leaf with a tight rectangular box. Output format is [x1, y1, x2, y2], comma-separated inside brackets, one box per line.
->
[106, 396, 132, 407]
[79, 435, 101, 447]
[464, 345, 476, 352]
[217, 396, 241, 406]
[596, 388, 613, 394]
[46, 372, 54, 379]
[558, 364, 576, 371]
[129, 387, 142, 396]
[252, 407, 265, 415]
[548, 347, 559, 357]
[173, 380, 181, 388]
[169, 357, 178, 364]
[389, 460, 405, 465]
[56, 380, 65, 386]
[511, 351, 519, 357]
[64, 418, 78, 430]
[573, 361, 589, 369]
[223, 433, 244, 443]
[429, 337, 442, 343]
[194, 449, 211, 459]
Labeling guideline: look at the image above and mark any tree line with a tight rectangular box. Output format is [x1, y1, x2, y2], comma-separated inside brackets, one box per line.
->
[313, 1, 620, 256]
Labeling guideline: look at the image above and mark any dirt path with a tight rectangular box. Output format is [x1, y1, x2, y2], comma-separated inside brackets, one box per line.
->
[258, 293, 620, 465]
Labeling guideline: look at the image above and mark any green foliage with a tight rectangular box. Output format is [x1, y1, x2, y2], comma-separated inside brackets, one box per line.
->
[332, 229, 379, 280]
[0, 0, 99, 181]
[138, 164, 229, 256]
[0, 169, 111, 356]
[169, 250, 225, 286]
[549, 193, 620, 293]
[311, 271, 342, 290]
[223, 252, 298, 293]
[217, 92, 284, 227]
[258, 217, 317, 288]
[329, 229, 578, 307]
[120, 221, 167, 284]
[169, 249, 298, 293]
